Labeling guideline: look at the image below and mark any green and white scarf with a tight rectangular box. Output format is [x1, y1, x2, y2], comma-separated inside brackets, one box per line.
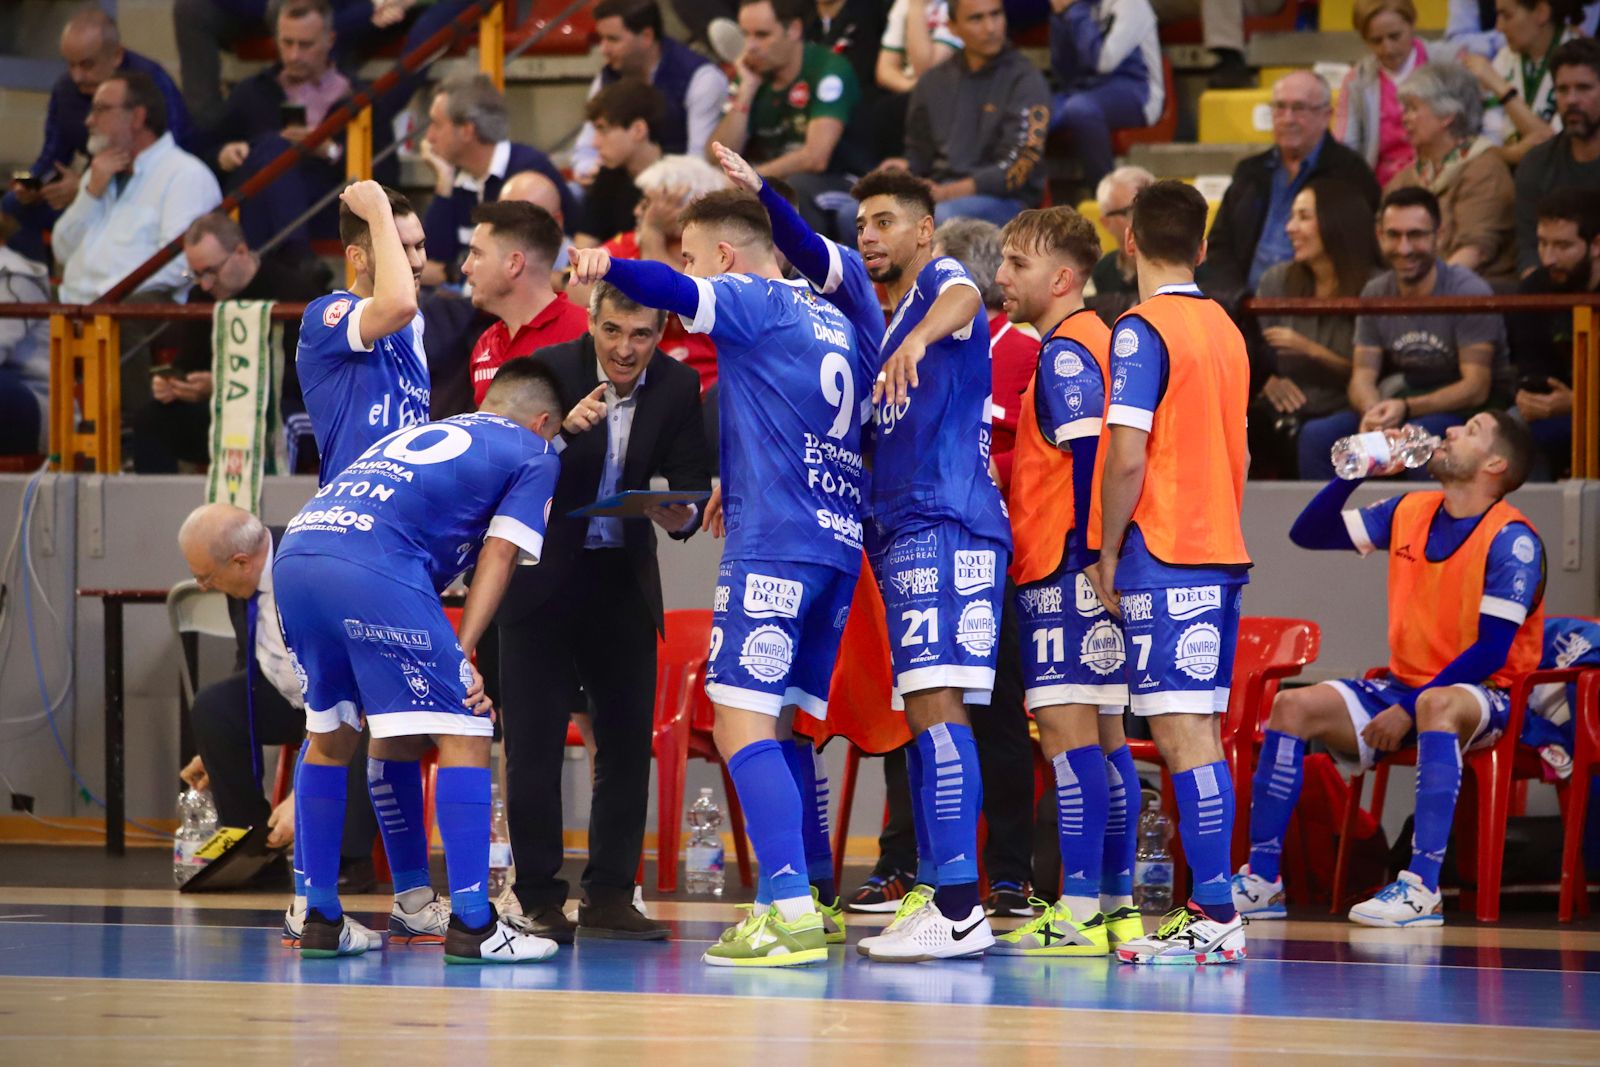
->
[206, 299, 281, 512]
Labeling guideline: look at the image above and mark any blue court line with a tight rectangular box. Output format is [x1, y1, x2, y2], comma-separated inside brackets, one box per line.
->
[1, 919, 1597, 1031]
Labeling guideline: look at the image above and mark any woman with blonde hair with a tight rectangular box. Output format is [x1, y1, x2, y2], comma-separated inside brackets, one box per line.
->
[1333, 0, 1439, 185]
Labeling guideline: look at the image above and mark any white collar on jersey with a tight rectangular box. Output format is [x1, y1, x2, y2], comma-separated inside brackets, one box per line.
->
[1154, 283, 1202, 296]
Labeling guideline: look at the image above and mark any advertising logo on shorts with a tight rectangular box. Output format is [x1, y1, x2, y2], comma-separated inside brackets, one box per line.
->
[1075, 572, 1104, 617]
[953, 550, 996, 596]
[458, 657, 473, 693]
[956, 600, 997, 656]
[1121, 592, 1153, 622]
[401, 661, 429, 699]
[744, 574, 802, 619]
[889, 565, 940, 599]
[1017, 583, 1062, 619]
[712, 585, 730, 613]
[289, 648, 309, 696]
[1175, 622, 1222, 681]
[739, 626, 794, 682]
[1081, 618, 1125, 676]
[1166, 586, 1222, 621]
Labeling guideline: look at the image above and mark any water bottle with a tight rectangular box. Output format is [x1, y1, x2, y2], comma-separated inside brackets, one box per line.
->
[1331, 425, 1439, 479]
[685, 787, 725, 896]
[1133, 797, 1174, 913]
[172, 786, 218, 886]
[488, 781, 513, 896]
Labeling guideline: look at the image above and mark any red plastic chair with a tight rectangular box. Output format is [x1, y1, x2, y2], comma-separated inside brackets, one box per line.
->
[1111, 57, 1179, 155]
[1560, 668, 1600, 921]
[1329, 663, 1589, 921]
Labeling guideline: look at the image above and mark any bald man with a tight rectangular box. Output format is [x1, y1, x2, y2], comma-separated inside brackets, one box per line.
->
[1, 10, 190, 264]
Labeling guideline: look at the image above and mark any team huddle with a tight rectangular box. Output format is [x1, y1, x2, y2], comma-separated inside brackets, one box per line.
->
[231, 132, 1571, 967]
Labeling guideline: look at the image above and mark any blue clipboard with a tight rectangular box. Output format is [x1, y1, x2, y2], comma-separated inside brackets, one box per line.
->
[568, 490, 711, 518]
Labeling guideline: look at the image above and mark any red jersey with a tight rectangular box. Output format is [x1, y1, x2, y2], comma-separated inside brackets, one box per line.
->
[469, 293, 589, 404]
[987, 311, 1042, 501]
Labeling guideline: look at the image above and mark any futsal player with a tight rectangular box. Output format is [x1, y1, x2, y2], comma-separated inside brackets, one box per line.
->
[1089, 180, 1251, 964]
[276, 359, 565, 962]
[987, 207, 1140, 957]
[569, 190, 866, 968]
[1233, 414, 1545, 927]
[285, 179, 445, 948]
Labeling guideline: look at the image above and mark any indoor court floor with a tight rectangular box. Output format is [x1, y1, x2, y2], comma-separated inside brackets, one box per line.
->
[2, 886, 1599, 1064]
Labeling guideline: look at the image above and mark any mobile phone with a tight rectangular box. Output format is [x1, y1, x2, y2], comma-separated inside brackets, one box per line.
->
[11, 170, 41, 192]
[149, 365, 182, 379]
[1518, 374, 1553, 395]
[279, 102, 308, 129]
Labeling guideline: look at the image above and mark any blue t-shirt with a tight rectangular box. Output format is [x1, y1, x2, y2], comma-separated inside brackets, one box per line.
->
[681, 272, 866, 573]
[1036, 318, 1106, 574]
[277, 413, 559, 594]
[1525, 617, 1600, 747]
[1105, 286, 1250, 590]
[872, 256, 1010, 548]
[296, 291, 431, 486]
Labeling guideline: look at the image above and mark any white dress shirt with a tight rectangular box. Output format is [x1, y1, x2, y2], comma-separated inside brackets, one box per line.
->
[584, 361, 646, 550]
[253, 534, 303, 709]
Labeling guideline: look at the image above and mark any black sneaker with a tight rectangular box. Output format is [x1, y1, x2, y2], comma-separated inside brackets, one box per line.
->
[986, 881, 1038, 918]
[518, 904, 578, 945]
[846, 868, 915, 913]
[298, 908, 370, 958]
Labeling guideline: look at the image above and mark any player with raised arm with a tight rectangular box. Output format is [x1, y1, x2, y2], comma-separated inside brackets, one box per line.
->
[276, 359, 565, 963]
[986, 207, 1139, 958]
[569, 190, 865, 968]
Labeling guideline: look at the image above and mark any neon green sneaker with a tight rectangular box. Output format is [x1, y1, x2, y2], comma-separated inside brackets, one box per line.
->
[989, 899, 1109, 957]
[1103, 905, 1145, 946]
[814, 887, 847, 945]
[703, 906, 827, 968]
[718, 904, 762, 944]
[856, 883, 934, 957]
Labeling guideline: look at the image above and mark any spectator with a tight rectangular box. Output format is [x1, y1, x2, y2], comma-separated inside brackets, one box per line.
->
[904, 0, 1051, 225]
[810, 0, 890, 166]
[1509, 187, 1590, 477]
[1445, 0, 1599, 55]
[132, 213, 324, 474]
[710, 0, 865, 234]
[1085, 164, 1154, 325]
[420, 74, 574, 286]
[1147, 0, 1291, 88]
[0, 247, 49, 457]
[1298, 186, 1510, 480]
[1515, 38, 1600, 276]
[1, 9, 190, 266]
[1199, 71, 1381, 309]
[459, 201, 589, 406]
[205, 0, 390, 257]
[1386, 62, 1518, 289]
[572, 0, 728, 183]
[1460, 0, 1583, 162]
[576, 80, 667, 247]
[870, 0, 958, 157]
[1248, 179, 1383, 478]
[1047, 0, 1165, 189]
[1333, 0, 1439, 186]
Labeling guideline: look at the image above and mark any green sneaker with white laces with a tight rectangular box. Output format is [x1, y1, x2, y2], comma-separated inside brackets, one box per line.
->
[703, 905, 828, 968]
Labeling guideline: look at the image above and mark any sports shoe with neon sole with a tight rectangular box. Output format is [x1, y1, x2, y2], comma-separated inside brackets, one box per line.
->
[866, 903, 994, 962]
[282, 901, 381, 950]
[1115, 905, 1246, 965]
[814, 888, 847, 944]
[856, 883, 934, 956]
[703, 906, 828, 968]
[1348, 871, 1444, 928]
[444, 911, 560, 964]
[1231, 865, 1287, 919]
[298, 910, 375, 958]
[1102, 905, 1144, 945]
[989, 899, 1109, 957]
[389, 891, 452, 944]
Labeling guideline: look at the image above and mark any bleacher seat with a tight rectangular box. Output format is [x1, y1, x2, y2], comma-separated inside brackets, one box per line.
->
[1111, 56, 1179, 156]
[1199, 87, 1274, 144]
[1319, 0, 1448, 32]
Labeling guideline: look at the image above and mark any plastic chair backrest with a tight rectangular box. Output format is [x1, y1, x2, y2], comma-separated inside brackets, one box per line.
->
[659, 609, 714, 734]
[167, 579, 239, 704]
[1226, 616, 1321, 740]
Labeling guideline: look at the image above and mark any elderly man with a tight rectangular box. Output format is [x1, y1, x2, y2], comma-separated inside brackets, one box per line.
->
[1085, 164, 1154, 325]
[1198, 71, 1380, 309]
[1, 9, 189, 265]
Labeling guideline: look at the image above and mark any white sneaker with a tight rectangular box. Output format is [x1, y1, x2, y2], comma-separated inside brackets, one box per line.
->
[1231, 865, 1287, 919]
[444, 911, 560, 964]
[866, 903, 994, 962]
[389, 890, 452, 944]
[1348, 871, 1444, 928]
[495, 885, 523, 918]
[1116, 906, 1246, 965]
[283, 900, 381, 950]
[298, 910, 377, 957]
[633, 883, 648, 918]
[856, 883, 934, 957]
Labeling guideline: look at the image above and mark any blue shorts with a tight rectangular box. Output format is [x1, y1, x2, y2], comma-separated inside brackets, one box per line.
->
[1015, 569, 1128, 714]
[272, 553, 488, 738]
[705, 559, 856, 718]
[1326, 676, 1510, 773]
[1117, 584, 1242, 716]
[871, 521, 1007, 702]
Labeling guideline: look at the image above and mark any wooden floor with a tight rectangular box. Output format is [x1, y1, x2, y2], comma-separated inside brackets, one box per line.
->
[2, 889, 1598, 1065]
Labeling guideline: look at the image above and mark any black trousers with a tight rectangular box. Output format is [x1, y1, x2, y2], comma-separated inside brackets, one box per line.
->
[190, 671, 376, 859]
[499, 549, 657, 908]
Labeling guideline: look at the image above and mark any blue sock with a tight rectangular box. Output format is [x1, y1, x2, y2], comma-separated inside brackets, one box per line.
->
[292, 738, 310, 898]
[1173, 761, 1236, 922]
[299, 761, 348, 921]
[1249, 730, 1305, 884]
[727, 740, 810, 904]
[905, 740, 937, 887]
[779, 738, 836, 903]
[919, 722, 982, 920]
[1411, 731, 1463, 892]
[367, 758, 431, 894]
[755, 867, 772, 907]
[1054, 744, 1108, 905]
[435, 766, 493, 929]
[1101, 745, 1137, 900]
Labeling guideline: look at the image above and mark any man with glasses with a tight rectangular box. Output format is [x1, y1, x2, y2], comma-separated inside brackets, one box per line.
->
[1197, 71, 1379, 310]
[132, 213, 323, 473]
[1086, 165, 1154, 326]
[1297, 186, 1511, 480]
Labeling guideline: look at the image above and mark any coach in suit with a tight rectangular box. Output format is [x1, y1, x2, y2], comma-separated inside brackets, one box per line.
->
[497, 281, 712, 940]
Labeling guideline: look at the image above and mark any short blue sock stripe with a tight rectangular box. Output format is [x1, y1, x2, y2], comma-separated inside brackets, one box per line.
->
[367, 758, 431, 895]
[435, 765, 493, 929]
[1055, 744, 1108, 903]
[1249, 730, 1304, 883]
[1411, 731, 1463, 893]
[905, 741, 937, 887]
[298, 760, 348, 921]
[1174, 761, 1236, 919]
[1101, 745, 1137, 897]
[727, 739, 810, 903]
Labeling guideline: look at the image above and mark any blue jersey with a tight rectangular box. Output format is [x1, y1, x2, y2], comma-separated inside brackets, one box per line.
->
[681, 272, 865, 574]
[1525, 617, 1600, 749]
[277, 413, 559, 594]
[1037, 322, 1107, 575]
[297, 291, 431, 486]
[872, 256, 1009, 547]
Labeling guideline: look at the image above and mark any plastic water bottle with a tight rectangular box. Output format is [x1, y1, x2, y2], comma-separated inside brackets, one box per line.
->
[172, 787, 218, 886]
[488, 782, 513, 896]
[1331, 426, 1439, 479]
[685, 788, 726, 896]
[1133, 797, 1174, 913]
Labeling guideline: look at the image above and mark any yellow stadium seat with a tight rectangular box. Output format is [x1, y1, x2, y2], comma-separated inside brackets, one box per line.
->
[1077, 199, 1119, 254]
[1199, 88, 1275, 144]
[1321, 0, 1446, 32]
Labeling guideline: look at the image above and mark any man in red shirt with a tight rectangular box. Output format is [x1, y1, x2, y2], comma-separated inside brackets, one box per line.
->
[462, 200, 588, 404]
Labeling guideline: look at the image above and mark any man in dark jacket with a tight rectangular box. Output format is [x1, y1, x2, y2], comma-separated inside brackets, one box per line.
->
[496, 281, 712, 942]
[1197, 71, 1380, 311]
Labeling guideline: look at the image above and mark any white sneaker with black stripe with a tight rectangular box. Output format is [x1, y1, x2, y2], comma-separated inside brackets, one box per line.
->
[444, 911, 560, 964]
[866, 903, 994, 962]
